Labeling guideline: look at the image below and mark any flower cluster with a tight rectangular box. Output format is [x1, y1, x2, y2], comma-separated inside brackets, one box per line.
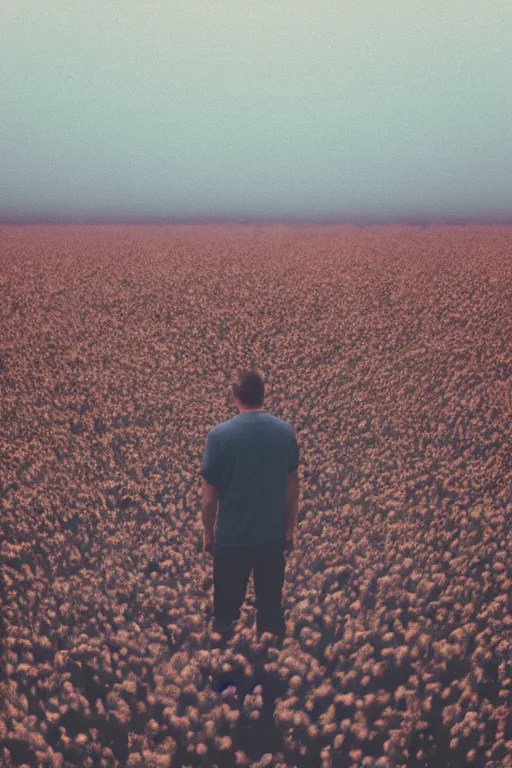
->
[1, 225, 511, 766]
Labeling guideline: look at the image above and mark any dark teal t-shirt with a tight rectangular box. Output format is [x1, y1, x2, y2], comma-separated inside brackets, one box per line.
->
[200, 411, 299, 548]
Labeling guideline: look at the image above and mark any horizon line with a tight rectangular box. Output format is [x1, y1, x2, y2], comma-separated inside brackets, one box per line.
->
[2, 215, 512, 227]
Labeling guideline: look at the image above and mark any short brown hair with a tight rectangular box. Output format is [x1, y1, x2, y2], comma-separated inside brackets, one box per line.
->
[231, 368, 265, 407]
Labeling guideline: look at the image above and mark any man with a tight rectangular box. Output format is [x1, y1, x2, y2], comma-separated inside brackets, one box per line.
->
[200, 368, 300, 643]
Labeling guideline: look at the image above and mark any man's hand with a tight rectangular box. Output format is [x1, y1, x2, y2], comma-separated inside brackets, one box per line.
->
[283, 535, 294, 555]
[203, 531, 215, 556]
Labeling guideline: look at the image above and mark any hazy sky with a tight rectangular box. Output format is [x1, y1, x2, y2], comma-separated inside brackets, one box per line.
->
[1, 0, 511, 222]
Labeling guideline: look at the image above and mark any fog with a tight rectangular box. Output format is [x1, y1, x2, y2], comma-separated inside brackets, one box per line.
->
[2, 0, 511, 223]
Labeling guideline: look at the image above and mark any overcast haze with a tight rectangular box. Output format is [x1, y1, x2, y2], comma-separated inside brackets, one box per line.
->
[2, 0, 511, 223]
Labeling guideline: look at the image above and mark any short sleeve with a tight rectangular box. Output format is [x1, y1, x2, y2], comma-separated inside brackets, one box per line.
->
[201, 430, 222, 487]
[288, 433, 299, 473]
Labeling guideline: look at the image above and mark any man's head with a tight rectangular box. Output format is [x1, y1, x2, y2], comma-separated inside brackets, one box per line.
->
[229, 368, 265, 412]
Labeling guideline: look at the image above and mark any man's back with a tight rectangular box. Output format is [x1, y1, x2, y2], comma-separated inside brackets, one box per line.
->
[201, 411, 299, 547]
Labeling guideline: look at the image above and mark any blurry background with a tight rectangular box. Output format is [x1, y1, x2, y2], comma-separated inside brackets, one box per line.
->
[1, 0, 511, 223]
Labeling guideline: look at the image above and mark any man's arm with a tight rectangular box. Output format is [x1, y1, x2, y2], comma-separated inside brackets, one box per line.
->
[201, 479, 219, 540]
[284, 469, 299, 541]
[200, 430, 222, 545]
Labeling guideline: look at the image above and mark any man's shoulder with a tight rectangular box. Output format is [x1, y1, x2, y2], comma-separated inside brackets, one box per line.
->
[213, 413, 294, 438]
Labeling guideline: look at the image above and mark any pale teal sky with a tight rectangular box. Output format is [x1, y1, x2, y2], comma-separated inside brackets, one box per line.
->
[1, 0, 511, 222]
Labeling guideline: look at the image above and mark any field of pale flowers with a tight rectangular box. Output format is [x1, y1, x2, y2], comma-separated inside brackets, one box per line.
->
[1, 224, 511, 768]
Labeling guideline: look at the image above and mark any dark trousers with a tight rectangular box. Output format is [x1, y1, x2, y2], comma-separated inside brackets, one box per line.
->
[213, 537, 286, 638]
